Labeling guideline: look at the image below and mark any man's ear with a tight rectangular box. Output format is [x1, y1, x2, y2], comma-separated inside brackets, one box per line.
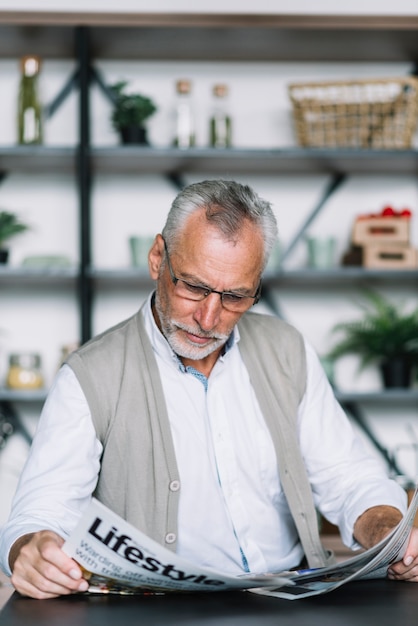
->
[148, 234, 165, 280]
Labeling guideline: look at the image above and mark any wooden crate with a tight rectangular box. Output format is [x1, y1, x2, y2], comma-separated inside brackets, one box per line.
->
[364, 244, 418, 269]
[352, 218, 410, 246]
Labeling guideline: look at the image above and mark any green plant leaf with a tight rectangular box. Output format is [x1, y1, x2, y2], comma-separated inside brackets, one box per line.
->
[0, 211, 30, 248]
[328, 290, 418, 369]
[109, 81, 157, 130]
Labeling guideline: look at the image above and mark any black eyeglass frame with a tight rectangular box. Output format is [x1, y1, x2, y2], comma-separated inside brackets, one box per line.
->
[163, 239, 261, 311]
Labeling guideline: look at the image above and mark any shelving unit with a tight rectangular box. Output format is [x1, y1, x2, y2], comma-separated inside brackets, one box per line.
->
[90, 146, 418, 176]
[2, 388, 417, 406]
[0, 146, 76, 173]
[0, 12, 417, 467]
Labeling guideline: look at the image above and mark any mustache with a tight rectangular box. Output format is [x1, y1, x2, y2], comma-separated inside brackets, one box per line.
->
[174, 320, 229, 342]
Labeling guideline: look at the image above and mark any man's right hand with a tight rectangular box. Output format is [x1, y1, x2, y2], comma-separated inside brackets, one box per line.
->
[9, 530, 89, 599]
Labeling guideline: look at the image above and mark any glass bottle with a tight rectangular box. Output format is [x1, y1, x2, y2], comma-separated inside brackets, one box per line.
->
[174, 79, 195, 148]
[17, 55, 43, 145]
[210, 83, 232, 148]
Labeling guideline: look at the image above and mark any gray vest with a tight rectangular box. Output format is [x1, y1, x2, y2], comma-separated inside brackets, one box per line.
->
[67, 305, 332, 568]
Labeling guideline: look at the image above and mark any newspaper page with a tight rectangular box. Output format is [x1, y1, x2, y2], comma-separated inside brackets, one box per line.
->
[62, 498, 293, 595]
[63, 488, 418, 599]
[251, 485, 418, 600]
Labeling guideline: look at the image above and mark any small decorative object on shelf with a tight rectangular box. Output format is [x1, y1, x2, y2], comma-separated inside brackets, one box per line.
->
[328, 290, 418, 389]
[21, 254, 72, 268]
[305, 236, 336, 269]
[128, 235, 154, 269]
[288, 76, 418, 149]
[17, 55, 43, 145]
[174, 79, 195, 148]
[109, 81, 157, 145]
[342, 206, 417, 269]
[265, 240, 282, 273]
[0, 210, 30, 264]
[6, 353, 44, 390]
[209, 83, 232, 148]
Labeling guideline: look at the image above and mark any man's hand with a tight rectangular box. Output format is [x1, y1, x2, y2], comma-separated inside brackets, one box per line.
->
[353, 505, 418, 583]
[9, 530, 89, 599]
[388, 527, 418, 582]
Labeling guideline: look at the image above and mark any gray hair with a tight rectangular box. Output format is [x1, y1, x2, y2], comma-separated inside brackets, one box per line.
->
[161, 179, 278, 269]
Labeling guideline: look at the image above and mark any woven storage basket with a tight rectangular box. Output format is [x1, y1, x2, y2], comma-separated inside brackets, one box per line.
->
[288, 77, 418, 149]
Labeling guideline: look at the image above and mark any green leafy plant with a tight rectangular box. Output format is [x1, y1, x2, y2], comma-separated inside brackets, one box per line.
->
[110, 81, 157, 131]
[0, 211, 30, 249]
[328, 290, 418, 369]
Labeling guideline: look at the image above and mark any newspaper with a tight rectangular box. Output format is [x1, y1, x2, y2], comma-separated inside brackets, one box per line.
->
[252, 484, 418, 599]
[62, 499, 293, 595]
[63, 488, 418, 599]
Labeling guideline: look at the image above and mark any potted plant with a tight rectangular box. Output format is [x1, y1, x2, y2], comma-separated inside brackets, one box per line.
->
[328, 290, 418, 388]
[0, 211, 30, 264]
[109, 80, 157, 145]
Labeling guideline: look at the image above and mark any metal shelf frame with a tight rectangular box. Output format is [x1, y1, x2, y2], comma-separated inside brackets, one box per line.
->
[0, 16, 417, 468]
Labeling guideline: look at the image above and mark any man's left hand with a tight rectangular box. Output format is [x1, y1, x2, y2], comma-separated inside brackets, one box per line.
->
[388, 527, 418, 582]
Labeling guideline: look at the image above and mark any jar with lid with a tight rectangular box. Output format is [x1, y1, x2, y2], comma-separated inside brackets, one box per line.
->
[209, 83, 232, 148]
[173, 79, 195, 148]
[17, 55, 43, 145]
[6, 353, 44, 390]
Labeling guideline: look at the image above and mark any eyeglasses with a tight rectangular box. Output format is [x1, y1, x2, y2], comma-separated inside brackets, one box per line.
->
[163, 239, 261, 313]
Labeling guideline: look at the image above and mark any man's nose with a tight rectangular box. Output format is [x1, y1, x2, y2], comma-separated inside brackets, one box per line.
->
[193, 292, 223, 330]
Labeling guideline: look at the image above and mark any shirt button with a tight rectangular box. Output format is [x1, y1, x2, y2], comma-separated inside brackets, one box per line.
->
[165, 532, 176, 544]
[169, 480, 180, 492]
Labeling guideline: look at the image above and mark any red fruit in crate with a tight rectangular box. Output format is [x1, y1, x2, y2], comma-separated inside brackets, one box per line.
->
[400, 209, 412, 218]
[381, 206, 396, 217]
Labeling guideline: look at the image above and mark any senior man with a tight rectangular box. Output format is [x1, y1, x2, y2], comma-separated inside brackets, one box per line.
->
[1, 179, 417, 599]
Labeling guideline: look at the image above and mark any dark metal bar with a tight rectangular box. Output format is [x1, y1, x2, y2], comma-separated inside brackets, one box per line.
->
[44, 68, 80, 119]
[166, 172, 187, 191]
[89, 65, 118, 104]
[342, 400, 404, 476]
[259, 285, 286, 319]
[280, 173, 346, 264]
[76, 26, 93, 344]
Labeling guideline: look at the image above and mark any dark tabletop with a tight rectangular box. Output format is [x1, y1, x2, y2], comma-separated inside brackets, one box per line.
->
[0, 580, 417, 626]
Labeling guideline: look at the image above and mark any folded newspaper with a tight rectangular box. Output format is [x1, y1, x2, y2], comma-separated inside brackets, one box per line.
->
[63, 487, 418, 600]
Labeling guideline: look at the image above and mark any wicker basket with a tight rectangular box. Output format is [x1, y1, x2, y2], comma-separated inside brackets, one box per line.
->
[288, 77, 418, 149]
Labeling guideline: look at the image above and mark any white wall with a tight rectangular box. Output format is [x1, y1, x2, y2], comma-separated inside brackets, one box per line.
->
[0, 45, 417, 523]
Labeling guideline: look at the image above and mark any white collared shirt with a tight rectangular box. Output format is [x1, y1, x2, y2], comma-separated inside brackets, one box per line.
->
[0, 296, 407, 577]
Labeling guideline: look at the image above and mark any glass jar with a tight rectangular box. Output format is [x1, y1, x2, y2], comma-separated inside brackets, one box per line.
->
[209, 83, 232, 148]
[6, 353, 44, 390]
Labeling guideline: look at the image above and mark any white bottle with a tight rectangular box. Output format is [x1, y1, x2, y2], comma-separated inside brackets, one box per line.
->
[174, 79, 195, 148]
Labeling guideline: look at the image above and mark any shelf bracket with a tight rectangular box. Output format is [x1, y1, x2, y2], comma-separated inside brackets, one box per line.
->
[259, 284, 286, 319]
[280, 173, 346, 264]
[45, 59, 119, 121]
[89, 65, 118, 104]
[166, 172, 187, 191]
[44, 68, 80, 120]
[341, 399, 404, 476]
